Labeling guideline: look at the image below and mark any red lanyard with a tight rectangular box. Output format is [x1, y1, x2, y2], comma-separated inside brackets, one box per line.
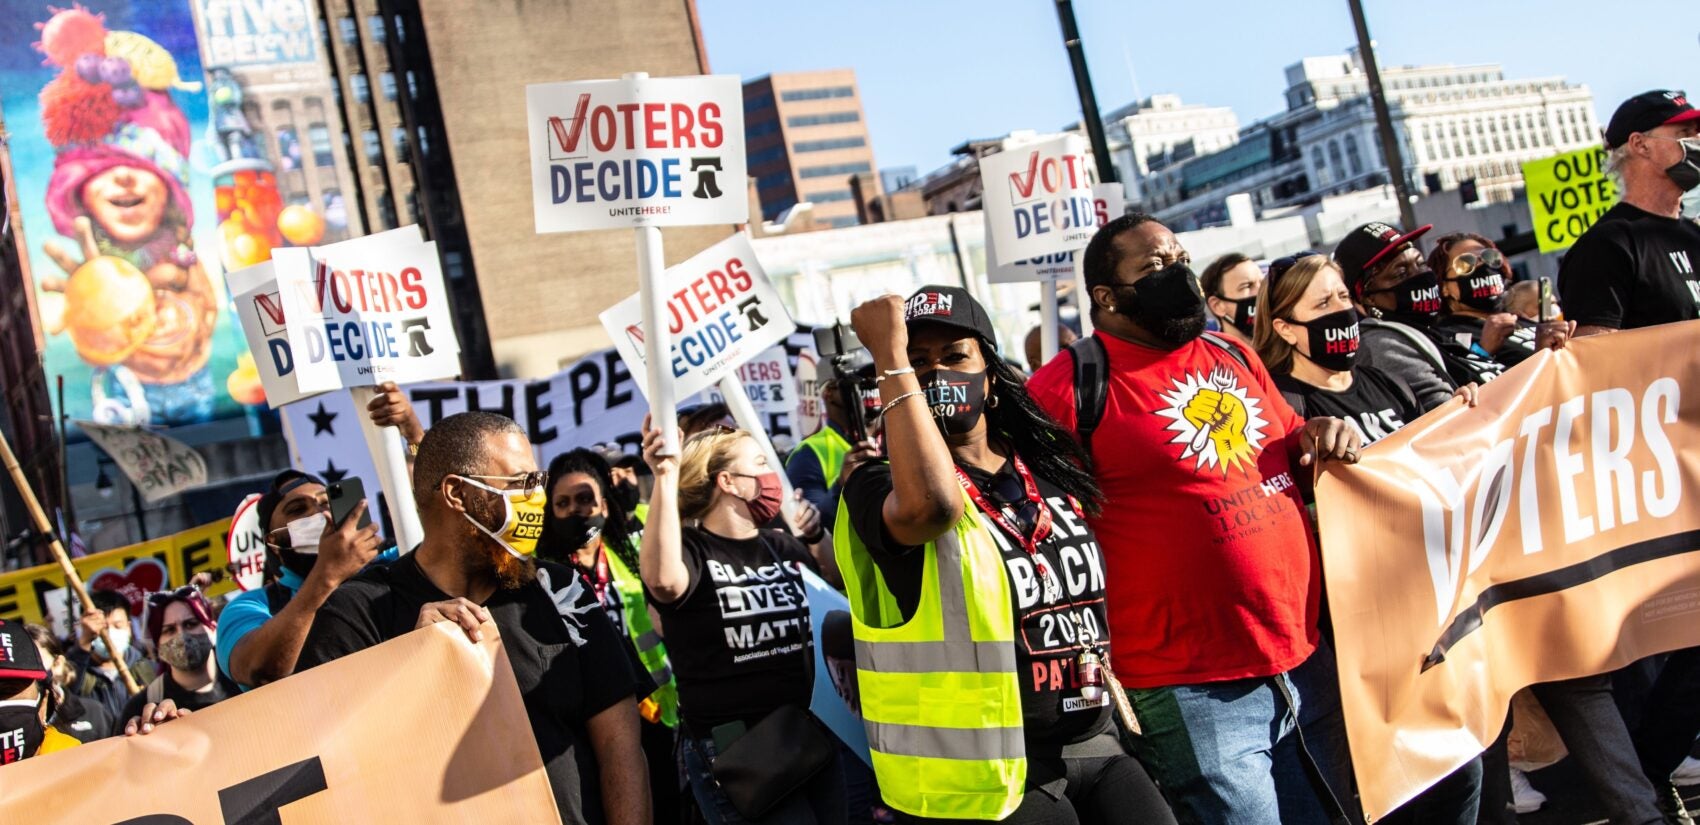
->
[954, 455, 1053, 555]
[590, 547, 612, 606]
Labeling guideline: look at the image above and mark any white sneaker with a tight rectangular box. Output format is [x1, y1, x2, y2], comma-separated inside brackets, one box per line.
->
[1673, 755, 1700, 787]
[1510, 767, 1547, 814]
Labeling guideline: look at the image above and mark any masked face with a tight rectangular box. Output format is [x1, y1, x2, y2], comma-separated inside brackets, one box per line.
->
[158, 630, 215, 671]
[731, 471, 785, 524]
[1217, 296, 1257, 336]
[1112, 262, 1208, 345]
[1290, 307, 1361, 372]
[0, 699, 45, 764]
[1365, 270, 1442, 327]
[1661, 137, 1700, 192]
[91, 626, 131, 663]
[609, 479, 641, 513]
[457, 476, 547, 562]
[557, 513, 607, 551]
[921, 368, 988, 436]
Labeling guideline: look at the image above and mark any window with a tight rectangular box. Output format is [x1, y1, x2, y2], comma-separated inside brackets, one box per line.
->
[799, 161, 871, 179]
[377, 190, 396, 229]
[380, 72, 397, 101]
[407, 190, 421, 224]
[416, 125, 431, 158]
[393, 15, 406, 43]
[444, 251, 466, 280]
[275, 126, 300, 171]
[748, 119, 781, 138]
[393, 127, 410, 159]
[338, 16, 357, 44]
[321, 189, 345, 228]
[352, 74, 370, 104]
[807, 189, 853, 203]
[1344, 134, 1362, 176]
[309, 124, 334, 167]
[368, 14, 386, 43]
[794, 136, 866, 153]
[743, 93, 774, 112]
[747, 145, 787, 167]
[824, 215, 860, 228]
[406, 70, 419, 100]
[787, 111, 859, 128]
[1327, 140, 1345, 183]
[756, 171, 791, 190]
[363, 129, 382, 165]
[780, 86, 855, 102]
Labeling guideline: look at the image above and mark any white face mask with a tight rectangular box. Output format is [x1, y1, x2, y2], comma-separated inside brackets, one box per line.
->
[285, 513, 328, 555]
[92, 628, 131, 661]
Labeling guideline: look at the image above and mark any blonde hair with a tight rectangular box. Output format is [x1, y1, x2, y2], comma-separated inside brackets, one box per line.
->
[677, 427, 752, 520]
[1253, 255, 1342, 377]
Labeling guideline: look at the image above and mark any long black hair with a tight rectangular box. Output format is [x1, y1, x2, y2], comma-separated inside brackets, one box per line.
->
[976, 335, 1104, 515]
[538, 448, 639, 570]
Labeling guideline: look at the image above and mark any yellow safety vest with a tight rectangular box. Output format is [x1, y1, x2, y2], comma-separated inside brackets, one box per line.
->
[605, 542, 679, 728]
[834, 493, 1026, 820]
[796, 425, 852, 487]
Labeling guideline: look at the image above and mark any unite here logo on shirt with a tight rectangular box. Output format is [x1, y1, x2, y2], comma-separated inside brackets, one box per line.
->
[1153, 365, 1272, 477]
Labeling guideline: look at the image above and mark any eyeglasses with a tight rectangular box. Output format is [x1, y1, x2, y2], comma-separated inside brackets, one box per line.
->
[1448, 248, 1505, 278]
[1267, 251, 1321, 284]
[465, 471, 547, 492]
[987, 471, 1041, 538]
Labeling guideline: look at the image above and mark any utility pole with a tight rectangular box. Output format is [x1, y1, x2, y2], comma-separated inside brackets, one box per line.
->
[1052, 0, 1118, 184]
[1346, 0, 1418, 229]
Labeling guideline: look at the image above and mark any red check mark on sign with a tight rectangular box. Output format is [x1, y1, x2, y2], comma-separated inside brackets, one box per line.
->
[548, 93, 593, 154]
[1008, 151, 1041, 199]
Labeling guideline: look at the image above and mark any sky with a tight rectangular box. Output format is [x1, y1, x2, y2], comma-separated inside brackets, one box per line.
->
[697, 0, 1700, 176]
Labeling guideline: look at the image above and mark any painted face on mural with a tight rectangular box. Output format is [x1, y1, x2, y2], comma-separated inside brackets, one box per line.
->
[80, 165, 170, 245]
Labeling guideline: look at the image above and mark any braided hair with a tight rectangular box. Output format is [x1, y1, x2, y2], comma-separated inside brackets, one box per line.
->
[538, 448, 639, 570]
[976, 336, 1103, 515]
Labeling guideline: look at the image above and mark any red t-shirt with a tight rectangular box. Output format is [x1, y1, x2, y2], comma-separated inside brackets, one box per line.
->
[1028, 331, 1319, 688]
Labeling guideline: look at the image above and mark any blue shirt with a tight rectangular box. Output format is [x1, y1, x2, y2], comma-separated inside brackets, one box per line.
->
[215, 549, 399, 690]
[785, 421, 848, 528]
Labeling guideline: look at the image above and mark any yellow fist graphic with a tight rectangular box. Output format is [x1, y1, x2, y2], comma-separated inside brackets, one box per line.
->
[1183, 386, 1248, 457]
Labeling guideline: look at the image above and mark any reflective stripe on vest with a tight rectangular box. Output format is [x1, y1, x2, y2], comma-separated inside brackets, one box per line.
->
[605, 544, 679, 728]
[834, 491, 1026, 821]
[801, 427, 852, 488]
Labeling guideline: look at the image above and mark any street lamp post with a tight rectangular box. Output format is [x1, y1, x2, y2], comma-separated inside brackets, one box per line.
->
[1052, 0, 1119, 184]
[1346, 0, 1419, 230]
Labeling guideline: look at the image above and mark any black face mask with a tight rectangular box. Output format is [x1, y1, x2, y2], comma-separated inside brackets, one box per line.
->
[921, 368, 987, 436]
[0, 700, 45, 764]
[1665, 138, 1700, 192]
[1447, 268, 1507, 313]
[1113, 262, 1207, 345]
[1216, 296, 1256, 336]
[1290, 307, 1361, 372]
[557, 513, 606, 551]
[609, 480, 641, 513]
[1365, 270, 1443, 327]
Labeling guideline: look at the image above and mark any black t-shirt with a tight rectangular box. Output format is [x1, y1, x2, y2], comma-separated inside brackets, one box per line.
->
[1558, 202, 1700, 330]
[648, 527, 817, 732]
[844, 460, 1113, 746]
[1433, 314, 1538, 368]
[296, 553, 641, 825]
[115, 669, 238, 736]
[1275, 365, 1423, 446]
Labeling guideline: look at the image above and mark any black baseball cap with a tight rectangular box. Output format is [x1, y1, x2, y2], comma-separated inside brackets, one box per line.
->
[256, 469, 325, 533]
[1605, 90, 1700, 150]
[903, 286, 999, 346]
[0, 620, 47, 681]
[1334, 222, 1433, 293]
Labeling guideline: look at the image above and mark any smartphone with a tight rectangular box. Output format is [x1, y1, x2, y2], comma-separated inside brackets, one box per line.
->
[1539, 277, 1554, 323]
[327, 479, 372, 530]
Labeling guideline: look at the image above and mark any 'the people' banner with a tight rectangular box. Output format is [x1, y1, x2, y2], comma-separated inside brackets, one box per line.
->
[1318, 321, 1700, 819]
[0, 622, 560, 822]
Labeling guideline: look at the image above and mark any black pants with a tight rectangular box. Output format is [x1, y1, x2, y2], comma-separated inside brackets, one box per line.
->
[1476, 718, 1516, 825]
[1530, 674, 1663, 825]
[1629, 647, 1700, 786]
[1380, 755, 1481, 825]
[643, 719, 682, 824]
[899, 733, 1177, 825]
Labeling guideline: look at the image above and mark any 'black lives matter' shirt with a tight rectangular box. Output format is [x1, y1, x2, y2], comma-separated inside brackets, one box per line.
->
[1559, 202, 1700, 329]
[296, 553, 641, 825]
[1275, 365, 1424, 446]
[845, 460, 1113, 747]
[648, 527, 817, 732]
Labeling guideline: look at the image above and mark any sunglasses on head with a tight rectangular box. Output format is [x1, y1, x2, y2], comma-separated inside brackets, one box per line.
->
[1268, 251, 1322, 284]
[145, 586, 199, 610]
[1447, 248, 1505, 278]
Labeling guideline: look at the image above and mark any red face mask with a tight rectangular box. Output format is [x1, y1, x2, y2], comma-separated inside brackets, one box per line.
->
[733, 471, 784, 524]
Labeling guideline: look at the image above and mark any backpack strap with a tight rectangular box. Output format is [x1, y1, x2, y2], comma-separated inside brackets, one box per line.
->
[1198, 331, 1251, 371]
[1066, 336, 1109, 455]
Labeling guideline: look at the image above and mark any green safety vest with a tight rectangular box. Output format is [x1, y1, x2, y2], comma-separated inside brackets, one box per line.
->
[834, 493, 1026, 820]
[798, 425, 852, 487]
[605, 543, 679, 728]
[633, 502, 649, 526]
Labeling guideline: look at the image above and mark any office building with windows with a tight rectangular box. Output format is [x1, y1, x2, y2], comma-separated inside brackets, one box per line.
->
[743, 69, 882, 230]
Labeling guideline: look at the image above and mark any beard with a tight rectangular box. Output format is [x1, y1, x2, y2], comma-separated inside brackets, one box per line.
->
[1112, 286, 1207, 346]
[467, 494, 536, 590]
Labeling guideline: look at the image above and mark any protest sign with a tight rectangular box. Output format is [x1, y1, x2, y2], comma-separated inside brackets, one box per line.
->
[980, 134, 1101, 267]
[76, 422, 208, 503]
[1317, 320, 1700, 819]
[228, 493, 267, 592]
[0, 518, 236, 631]
[601, 233, 796, 401]
[1522, 146, 1619, 253]
[0, 622, 560, 822]
[988, 182, 1125, 283]
[701, 345, 799, 442]
[229, 259, 321, 407]
[275, 226, 462, 394]
[794, 351, 824, 439]
[805, 568, 872, 766]
[527, 74, 748, 232]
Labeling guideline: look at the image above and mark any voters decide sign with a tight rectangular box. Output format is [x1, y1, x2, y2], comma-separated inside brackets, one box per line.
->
[980, 134, 1104, 266]
[528, 75, 748, 231]
[600, 233, 795, 400]
[274, 227, 463, 394]
[988, 182, 1125, 283]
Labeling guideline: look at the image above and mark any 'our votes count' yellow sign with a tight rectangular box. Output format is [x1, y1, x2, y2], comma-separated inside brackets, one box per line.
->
[1522, 146, 1619, 253]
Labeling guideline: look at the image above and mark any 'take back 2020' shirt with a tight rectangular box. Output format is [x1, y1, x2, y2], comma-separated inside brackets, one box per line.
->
[844, 460, 1113, 746]
[1275, 365, 1423, 446]
[649, 527, 817, 732]
[297, 553, 641, 825]
[1559, 202, 1700, 330]
[1027, 332, 1320, 688]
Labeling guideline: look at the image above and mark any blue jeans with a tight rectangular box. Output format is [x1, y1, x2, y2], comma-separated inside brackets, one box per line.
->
[680, 732, 847, 825]
[1127, 644, 1360, 825]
